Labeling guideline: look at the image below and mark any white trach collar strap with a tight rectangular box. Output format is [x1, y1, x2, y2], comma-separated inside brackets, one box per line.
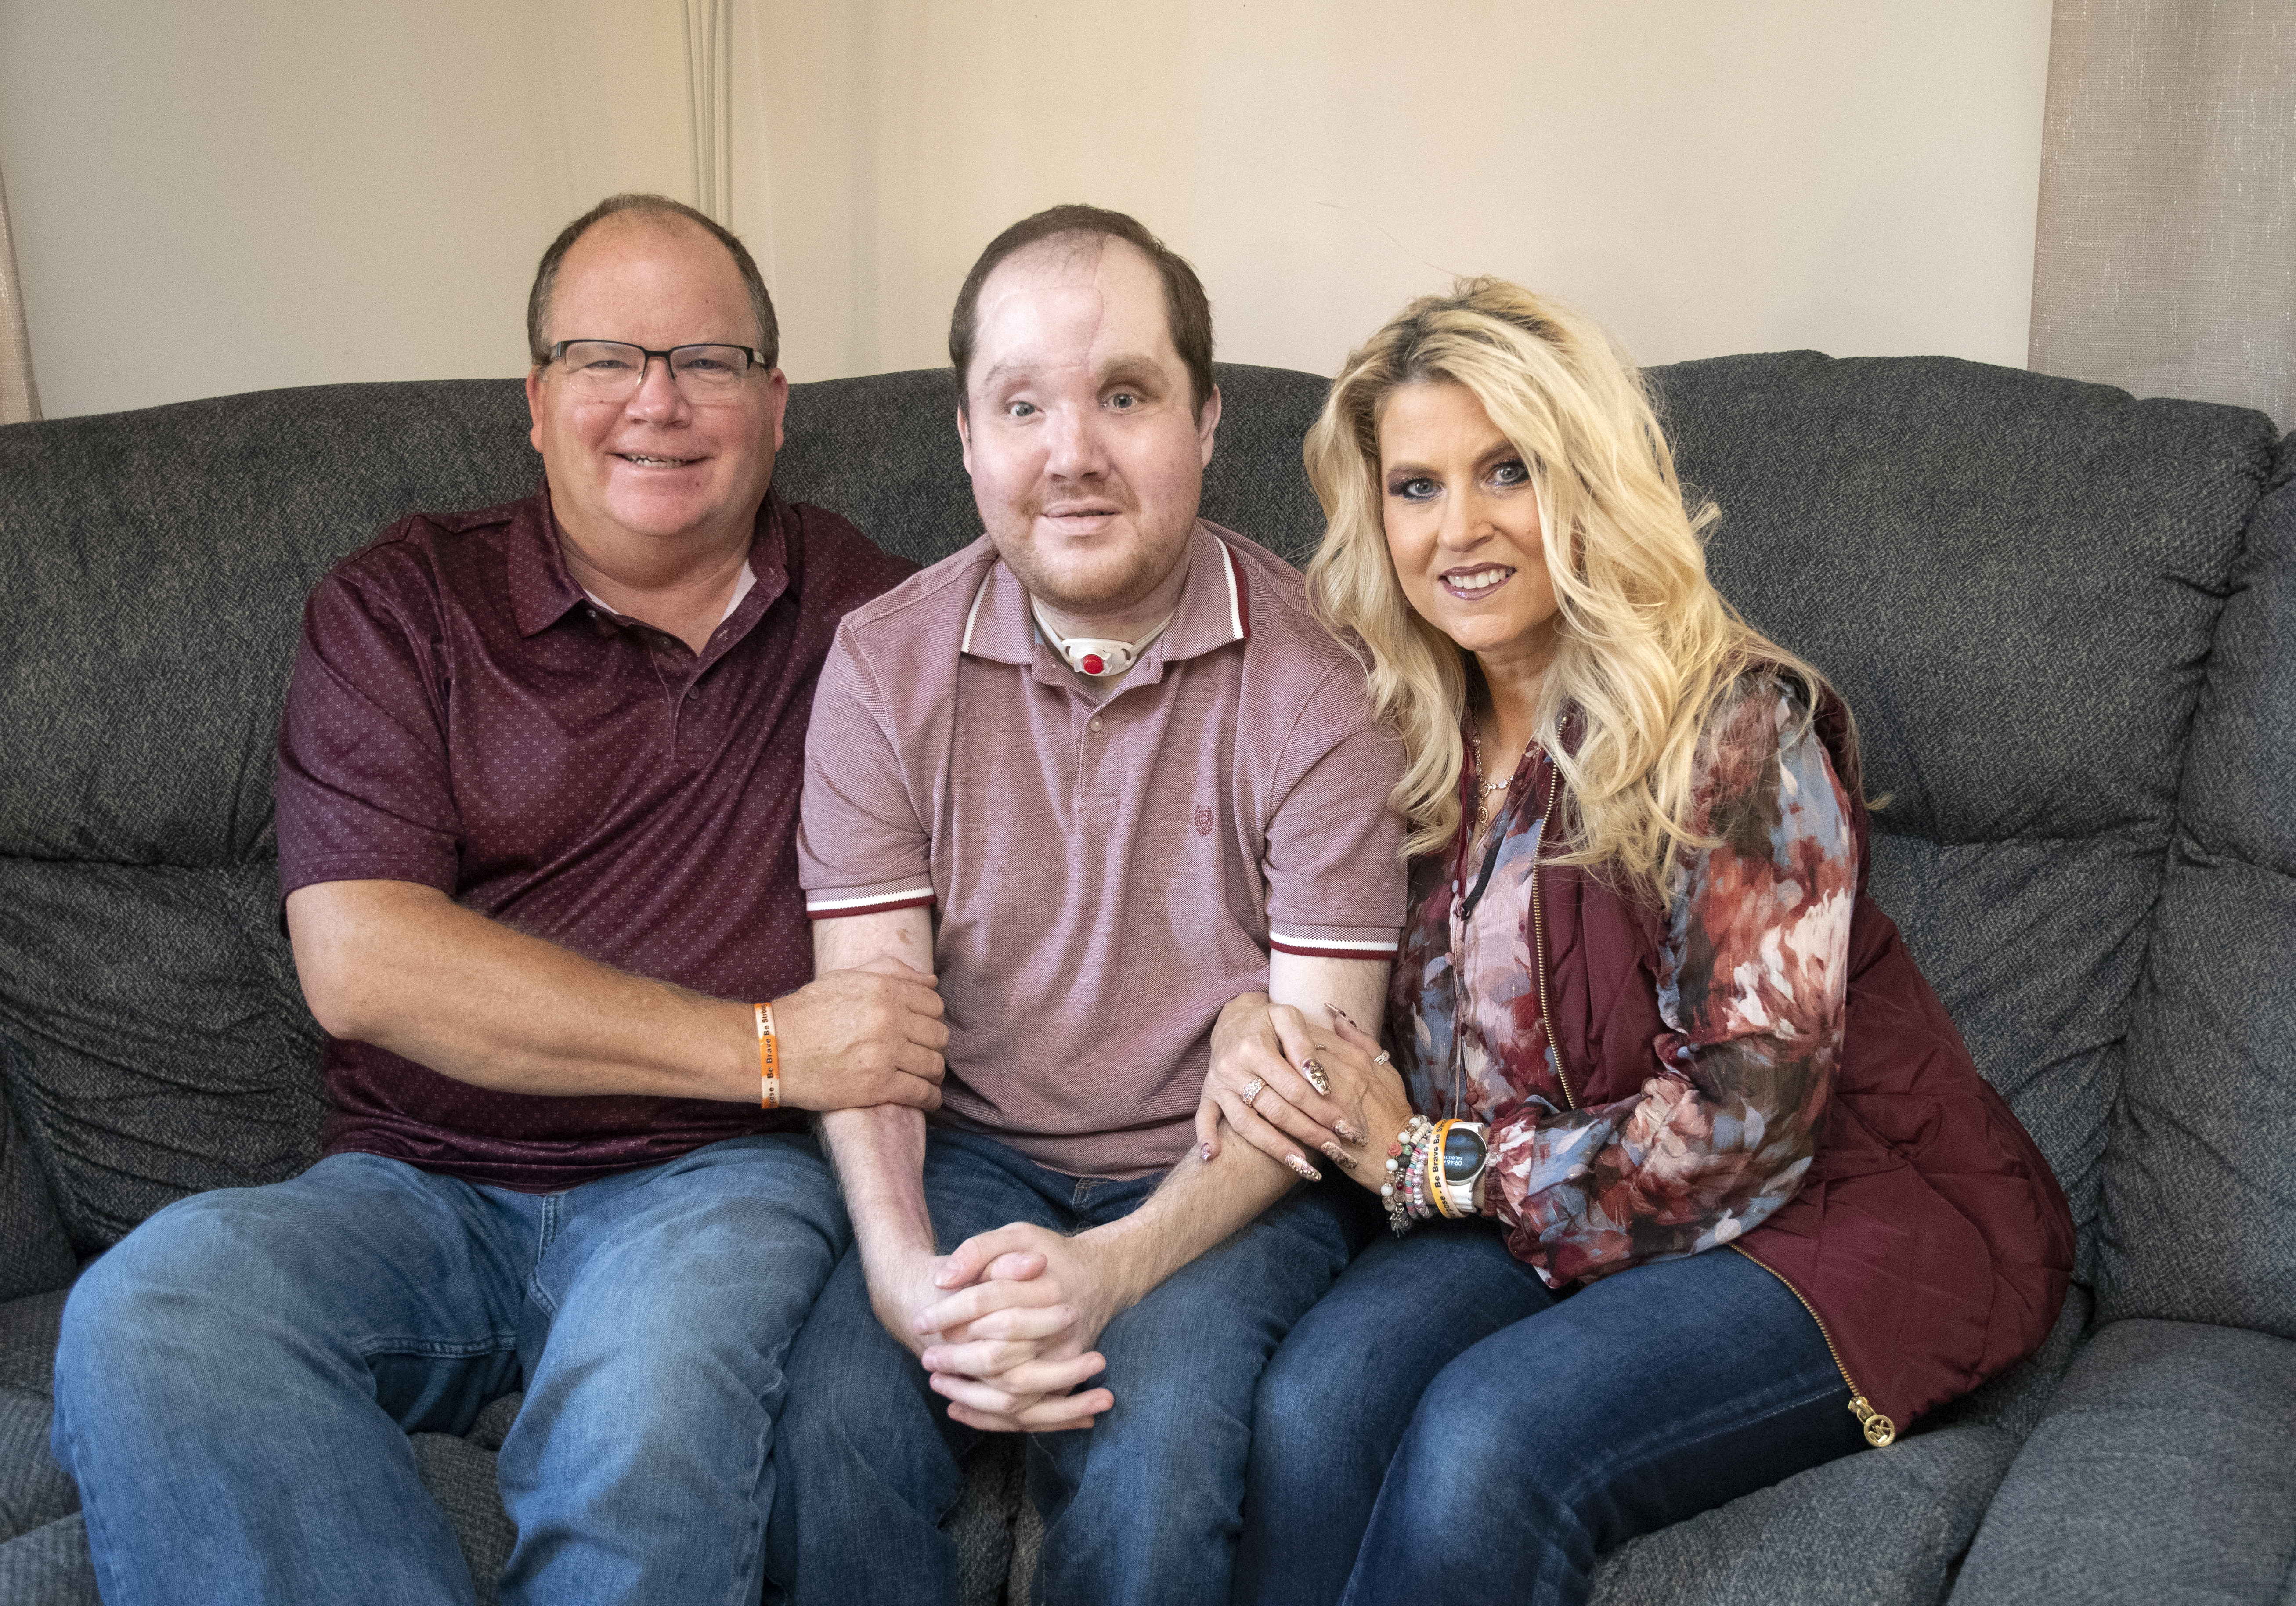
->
[1029, 598, 1174, 678]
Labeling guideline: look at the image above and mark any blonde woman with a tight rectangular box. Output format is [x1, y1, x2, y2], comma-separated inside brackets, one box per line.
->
[1201, 281, 2072, 1605]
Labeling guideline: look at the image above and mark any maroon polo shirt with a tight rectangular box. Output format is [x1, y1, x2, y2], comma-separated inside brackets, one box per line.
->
[275, 485, 914, 1191]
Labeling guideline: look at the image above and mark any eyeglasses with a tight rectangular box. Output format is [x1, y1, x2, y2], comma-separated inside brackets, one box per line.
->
[548, 340, 765, 401]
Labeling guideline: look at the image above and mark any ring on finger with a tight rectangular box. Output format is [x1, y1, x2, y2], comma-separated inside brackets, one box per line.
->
[1300, 1057, 1331, 1095]
[1372, 1050, 1393, 1067]
[1241, 1076, 1264, 1108]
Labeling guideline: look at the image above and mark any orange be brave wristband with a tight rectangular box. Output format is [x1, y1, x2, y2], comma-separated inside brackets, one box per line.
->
[755, 1001, 780, 1110]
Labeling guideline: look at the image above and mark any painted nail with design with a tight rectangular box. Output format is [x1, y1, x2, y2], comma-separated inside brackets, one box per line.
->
[1321, 1144, 1350, 1170]
[1199, 1142, 1213, 1163]
[1285, 1154, 1323, 1183]
[1334, 1120, 1362, 1144]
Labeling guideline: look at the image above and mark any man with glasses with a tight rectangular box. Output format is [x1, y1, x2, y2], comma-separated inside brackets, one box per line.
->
[51, 194, 939, 1606]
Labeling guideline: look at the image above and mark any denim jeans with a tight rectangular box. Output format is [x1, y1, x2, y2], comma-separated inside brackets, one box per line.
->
[51, 1136, 850, 1606]
[764, 1129, 1374, 1606]
[1233, 1223, 1868, 1606]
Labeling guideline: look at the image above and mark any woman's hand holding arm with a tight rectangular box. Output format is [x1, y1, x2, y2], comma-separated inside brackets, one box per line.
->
[1195, 960, 1413, 1191]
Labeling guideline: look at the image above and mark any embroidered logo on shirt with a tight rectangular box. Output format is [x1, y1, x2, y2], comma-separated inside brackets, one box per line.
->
[1194, 804, 1215, 837]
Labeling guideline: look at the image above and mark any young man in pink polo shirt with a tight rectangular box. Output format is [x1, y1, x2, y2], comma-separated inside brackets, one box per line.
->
[766, 207, 1406, 1605]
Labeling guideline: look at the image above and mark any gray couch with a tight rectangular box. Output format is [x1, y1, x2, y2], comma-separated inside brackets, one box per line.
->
[1, 353, 2289, 1605]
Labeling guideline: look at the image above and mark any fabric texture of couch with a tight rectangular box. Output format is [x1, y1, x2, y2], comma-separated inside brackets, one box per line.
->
[0, 353, 2289, 1603]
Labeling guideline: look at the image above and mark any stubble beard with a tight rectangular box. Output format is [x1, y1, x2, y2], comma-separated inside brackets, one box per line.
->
[993, 506, 1194, 621]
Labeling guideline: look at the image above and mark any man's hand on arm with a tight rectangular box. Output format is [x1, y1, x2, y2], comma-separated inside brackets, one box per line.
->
[285, 878, 946, 1108]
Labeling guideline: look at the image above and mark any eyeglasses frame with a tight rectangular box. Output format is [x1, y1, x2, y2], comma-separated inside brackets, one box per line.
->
[545, 339, 769, 396]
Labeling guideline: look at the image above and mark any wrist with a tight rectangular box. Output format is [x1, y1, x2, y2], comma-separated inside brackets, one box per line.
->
[1070, 1219, 1153, 1316]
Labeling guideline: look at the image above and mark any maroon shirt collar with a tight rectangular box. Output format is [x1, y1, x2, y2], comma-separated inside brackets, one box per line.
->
[509, 484, 795, 644]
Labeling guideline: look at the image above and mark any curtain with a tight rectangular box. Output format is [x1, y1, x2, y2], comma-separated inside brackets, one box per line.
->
[0, 164, 39, 425]
[2029, 0, 2295, 430]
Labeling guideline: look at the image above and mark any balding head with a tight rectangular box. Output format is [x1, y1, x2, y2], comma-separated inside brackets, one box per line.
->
[527, 194, 778, 370]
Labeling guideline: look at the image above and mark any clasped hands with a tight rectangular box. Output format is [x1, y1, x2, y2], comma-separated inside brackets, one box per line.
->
[880, 995, 1415, 1435]
[875, 1229, 1122, 1434]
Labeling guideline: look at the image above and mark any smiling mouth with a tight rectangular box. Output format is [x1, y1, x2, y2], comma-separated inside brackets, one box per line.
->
[617, 452, 700, 468]
[1443, 565, 1515, 595]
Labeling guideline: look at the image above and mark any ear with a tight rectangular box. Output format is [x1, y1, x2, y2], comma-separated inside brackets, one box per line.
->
[524, 368, 546, 454]
[956, 404, 974, 477]
[762, 367, 791, 453]
[1195, 384, 1222, 468]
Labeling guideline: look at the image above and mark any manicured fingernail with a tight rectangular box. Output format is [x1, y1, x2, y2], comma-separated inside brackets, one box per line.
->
[1199, 1142, 1213, 1162]
[1335, 1121, 1361, 1144]
[1285, 1154, 1323, 1183]
[1321, 1144, 1347, 1168]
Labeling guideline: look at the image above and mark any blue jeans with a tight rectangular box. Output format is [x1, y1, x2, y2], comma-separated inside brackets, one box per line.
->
[1234, 1223, 1868, 1606]
[51, 1137, 850, 1606]
[764, 1129, 1374, 1606]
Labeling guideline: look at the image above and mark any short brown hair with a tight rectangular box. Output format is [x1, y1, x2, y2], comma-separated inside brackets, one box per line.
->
[526, 194, 779, 370]
[948, 205, 1214, 419]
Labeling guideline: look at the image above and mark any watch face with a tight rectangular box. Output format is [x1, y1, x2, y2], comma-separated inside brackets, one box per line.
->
[1442, 1124, 1487, 1183]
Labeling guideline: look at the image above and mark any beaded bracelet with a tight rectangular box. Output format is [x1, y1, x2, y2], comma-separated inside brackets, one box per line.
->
[1382, 1115, 1437, 1235]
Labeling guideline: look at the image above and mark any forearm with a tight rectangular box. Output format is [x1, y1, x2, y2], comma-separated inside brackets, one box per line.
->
[1091, 956, 1391, 1308]
[287, 879, 749, 1099]
[1081, 1140, 1292, 1313]
[819, 1103, 937, 1272]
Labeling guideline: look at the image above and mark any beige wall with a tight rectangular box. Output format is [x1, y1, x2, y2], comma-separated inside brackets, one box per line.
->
[745, 0, 2055, 384]
[1, 0, 2052, 419]
[0, 0, 692, 419]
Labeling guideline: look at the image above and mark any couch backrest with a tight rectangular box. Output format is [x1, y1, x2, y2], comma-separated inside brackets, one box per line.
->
[2096, 432, 2296, 1335]
[1648, 353, 2279, 1277]
[0, 365, 1328, 1252]
[0, 354, 2282, 1276]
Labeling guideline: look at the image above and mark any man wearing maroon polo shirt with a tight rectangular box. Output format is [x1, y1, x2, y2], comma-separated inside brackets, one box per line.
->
[767, 207, 1408, 1605]
[52, 195, 943, 1606]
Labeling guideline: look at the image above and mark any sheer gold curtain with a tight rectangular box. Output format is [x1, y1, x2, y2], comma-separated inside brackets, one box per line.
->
[2029, 0, 2295, 430]
[0, 165, 40, 424]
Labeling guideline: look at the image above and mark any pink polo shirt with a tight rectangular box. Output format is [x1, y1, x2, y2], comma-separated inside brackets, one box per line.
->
[798, 520, 1406, 1178]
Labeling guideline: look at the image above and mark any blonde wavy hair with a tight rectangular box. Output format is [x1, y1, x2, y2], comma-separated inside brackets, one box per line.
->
[1304, 278, 1834, 901]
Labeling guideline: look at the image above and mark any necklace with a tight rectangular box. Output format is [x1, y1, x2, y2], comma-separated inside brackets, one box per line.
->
[1469, 731, 1511, 833]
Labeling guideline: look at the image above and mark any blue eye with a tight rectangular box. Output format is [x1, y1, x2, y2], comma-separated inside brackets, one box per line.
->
[1107, 392, 1139, 410]
[1491, 459, 1530, 486]
[1389, 476, 1438, 502]
[1006, 401, 1037, 419]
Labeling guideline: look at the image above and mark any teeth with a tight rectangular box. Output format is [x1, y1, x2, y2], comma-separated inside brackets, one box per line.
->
[623, 454, 693, 467]
[1452, 569, 1512, 592]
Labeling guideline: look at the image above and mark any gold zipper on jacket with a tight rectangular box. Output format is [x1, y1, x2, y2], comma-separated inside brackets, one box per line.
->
[1729, 1243, 1897, 1448]
[1524, 755, 1893, 1451]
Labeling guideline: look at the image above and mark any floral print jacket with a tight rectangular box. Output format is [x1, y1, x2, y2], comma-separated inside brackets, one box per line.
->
[1391, 671, 1857, 1288]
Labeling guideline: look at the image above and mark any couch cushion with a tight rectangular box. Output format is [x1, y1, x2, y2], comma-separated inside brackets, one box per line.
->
[409, 1430, 516, 1605]
[0, 1513, 97, 1606]
[2098, 431, 2296, 1334]
[1950, 1319, 2296, 1605]
[0, 1290, 66, 1397]
[0, 859, 326, 1252]
[0, 1386, 75, 1542]
[1653, 354, 2278, 1251]
[0, 1090, 73, 1304]
[1585, 1420, 2016, 1606]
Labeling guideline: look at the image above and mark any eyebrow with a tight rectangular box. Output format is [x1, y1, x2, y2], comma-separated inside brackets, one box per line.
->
[975, 352, 1170, 391]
